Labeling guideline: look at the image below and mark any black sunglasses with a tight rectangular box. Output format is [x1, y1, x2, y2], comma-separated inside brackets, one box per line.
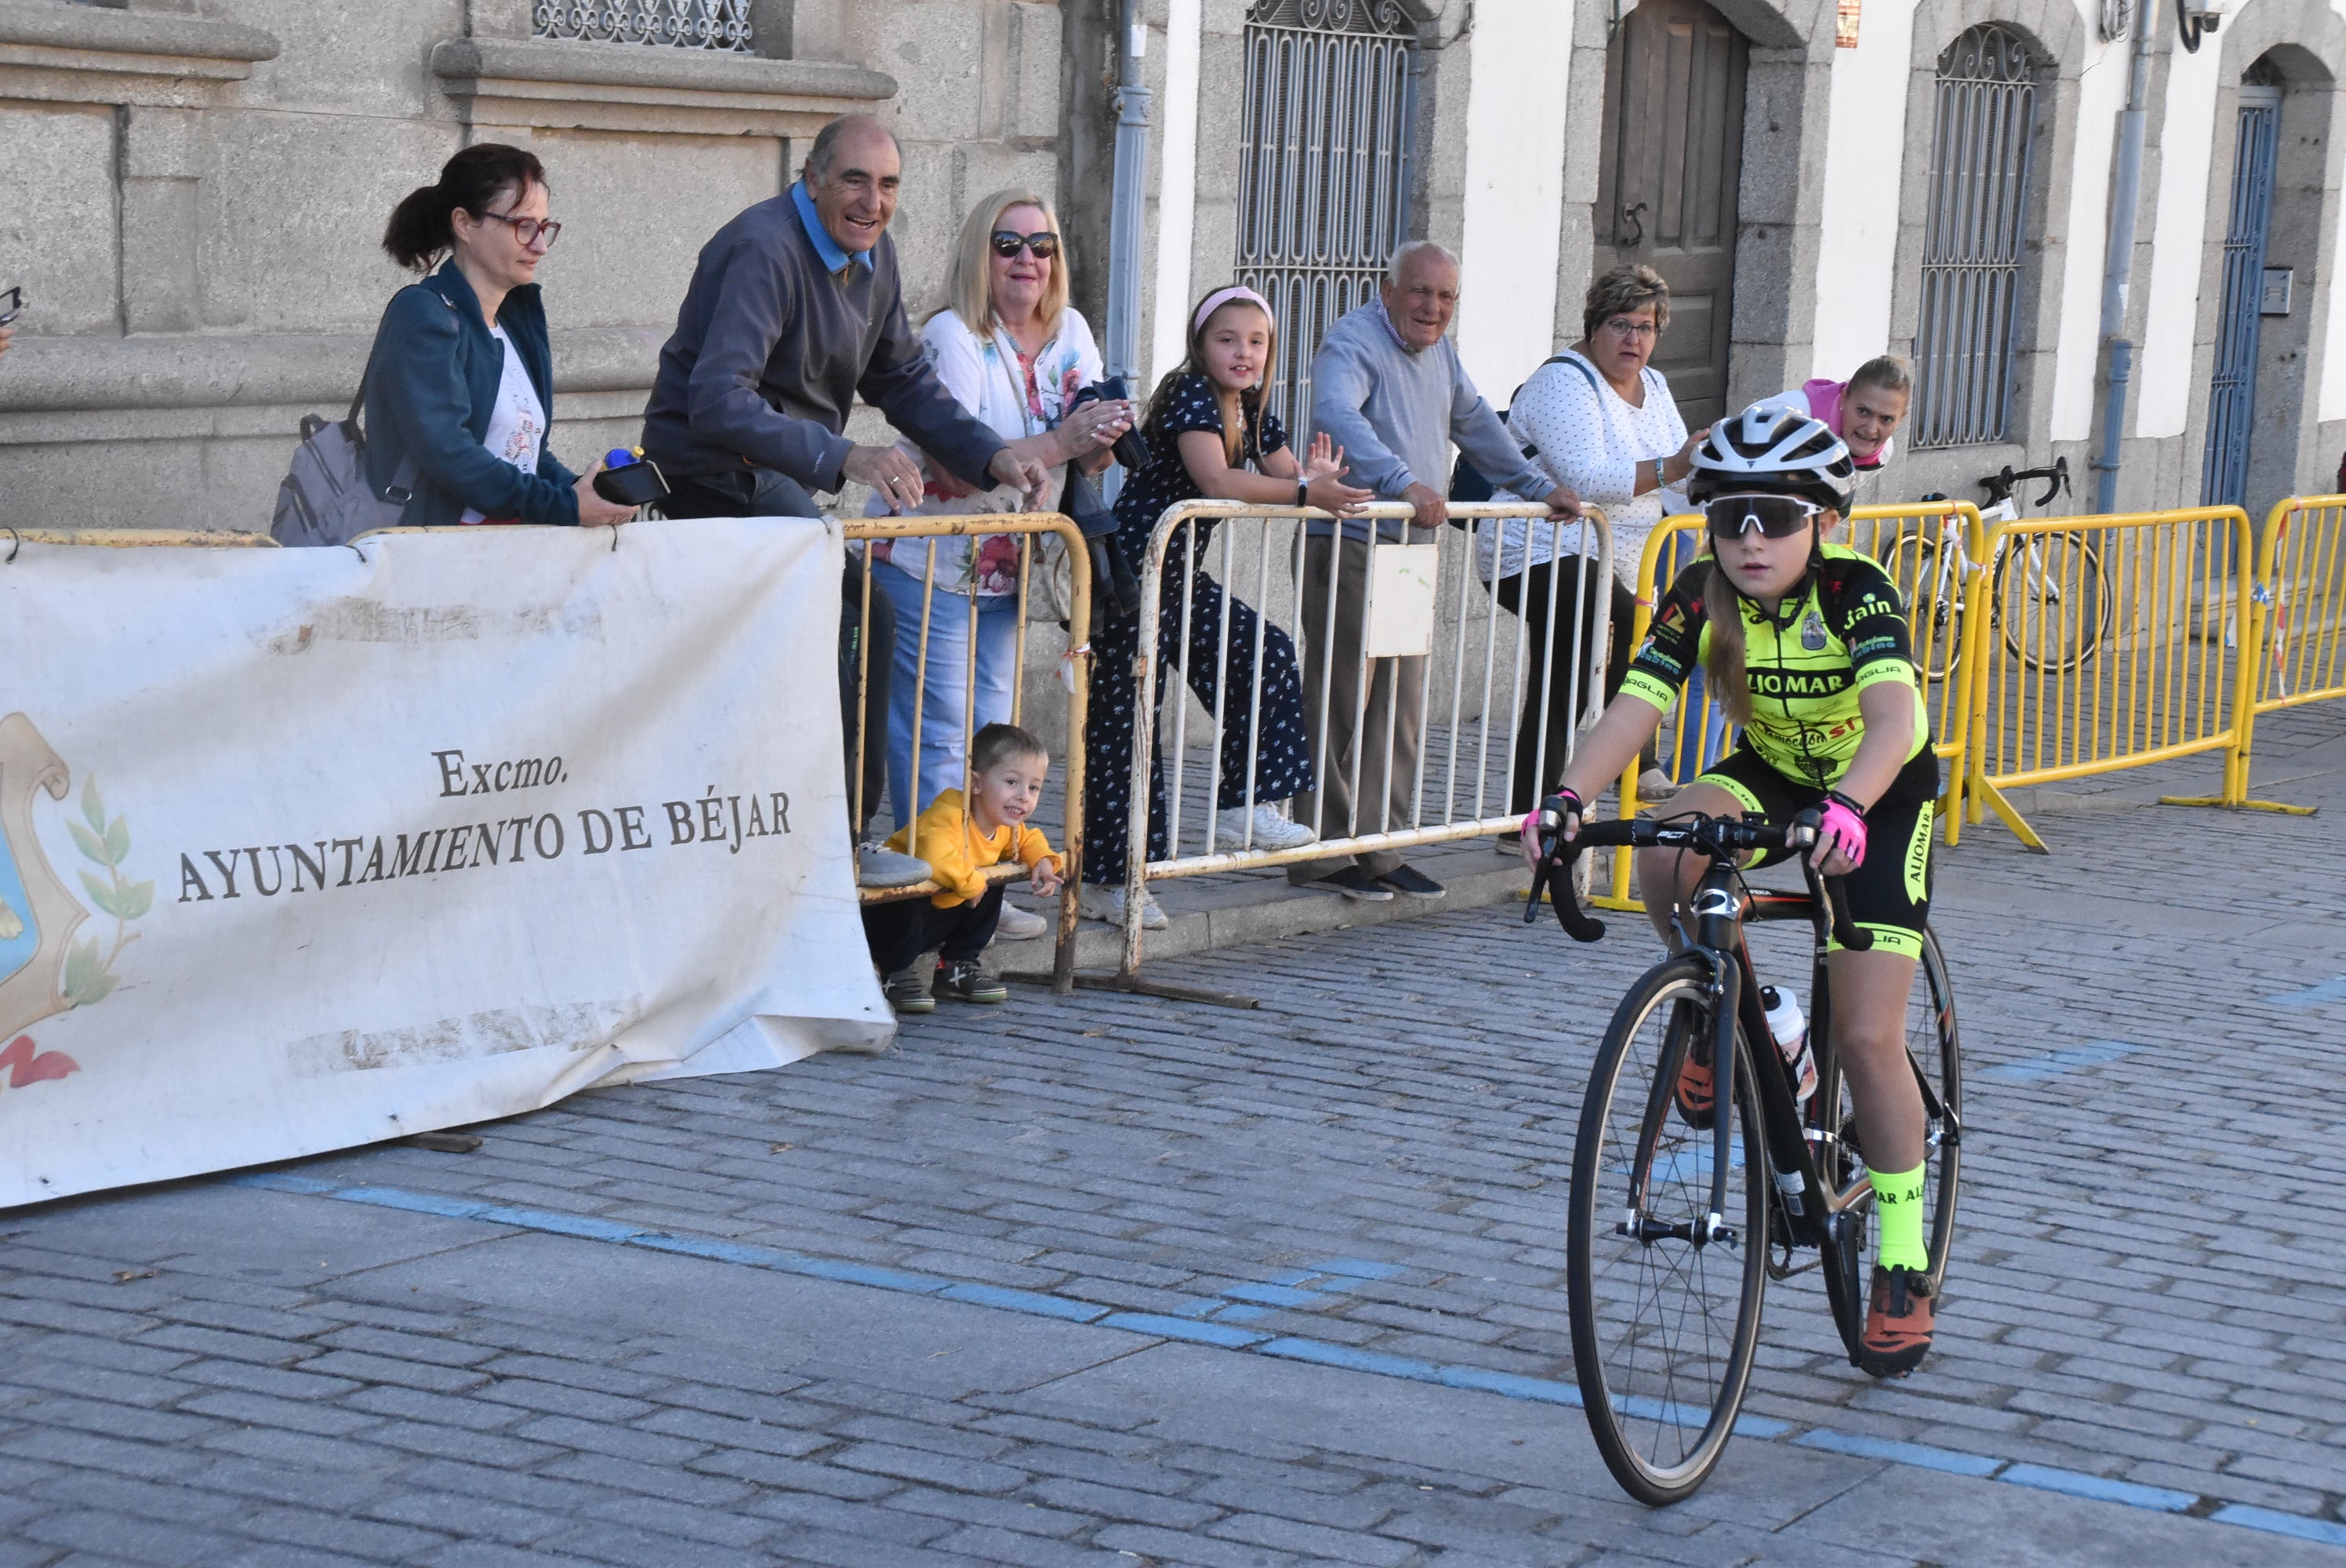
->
[990, 230, 1060, 260]
[1703, 494, 1821, 540]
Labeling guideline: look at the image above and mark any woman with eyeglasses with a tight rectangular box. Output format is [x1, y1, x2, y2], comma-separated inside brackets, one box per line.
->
[368, 143, 634, 529]
[862, 190, 1132, 938]
[1541, 400, 1943, 1381]
[1482, 264, 1709, 812]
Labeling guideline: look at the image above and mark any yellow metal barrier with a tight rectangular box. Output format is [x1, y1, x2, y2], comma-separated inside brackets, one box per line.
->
[8, 528, 280, 548]
[1597, 501, 1992, 911]
[2193, 493, 2346, 812]
[843, 514, 1092, 992]
[1958, 505, 2256, 843]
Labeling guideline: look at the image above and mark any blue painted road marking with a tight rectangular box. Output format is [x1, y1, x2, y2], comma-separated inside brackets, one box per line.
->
[223, 1169, 2337, 1548]
[2264, 975, 2346, 1009]
[1978, 1039, 2143, 1083]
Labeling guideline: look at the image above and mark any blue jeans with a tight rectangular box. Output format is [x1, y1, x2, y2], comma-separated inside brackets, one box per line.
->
[871, 557, 1022, 827]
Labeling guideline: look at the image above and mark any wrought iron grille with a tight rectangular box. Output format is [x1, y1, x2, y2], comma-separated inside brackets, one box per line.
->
[2202, 78, 2282, 508]
[533, 1, 753, 49]
[1234, 0, 1417, 439]
[1913, 25, 2039, 448]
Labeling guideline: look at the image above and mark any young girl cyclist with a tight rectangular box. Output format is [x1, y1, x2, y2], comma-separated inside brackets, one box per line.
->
[1542, 398, 1941, 1377]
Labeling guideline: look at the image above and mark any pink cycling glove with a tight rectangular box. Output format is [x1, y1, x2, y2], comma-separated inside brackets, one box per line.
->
[1520, 789, 1584, 869]
[1814, 792, 1868, 868]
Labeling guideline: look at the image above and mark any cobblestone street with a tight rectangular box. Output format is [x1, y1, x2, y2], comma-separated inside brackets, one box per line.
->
[4, 704, 2345, 1567]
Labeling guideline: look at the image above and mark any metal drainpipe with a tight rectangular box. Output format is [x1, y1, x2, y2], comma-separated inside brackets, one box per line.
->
[1104, 0, 1153, 395]
[2090, 0, 2159, 514]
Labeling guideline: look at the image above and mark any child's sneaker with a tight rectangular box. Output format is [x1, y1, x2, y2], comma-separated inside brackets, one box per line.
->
[883, 964, 935, 1014]
[935, 957, 1008, 1004]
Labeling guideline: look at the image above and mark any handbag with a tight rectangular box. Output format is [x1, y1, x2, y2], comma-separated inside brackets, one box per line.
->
[271, 292, 452, 546]
[1445, 353, 1581, 521]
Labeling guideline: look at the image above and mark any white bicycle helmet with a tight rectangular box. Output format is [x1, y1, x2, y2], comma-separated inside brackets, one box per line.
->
[1686, 397, 1856, 514]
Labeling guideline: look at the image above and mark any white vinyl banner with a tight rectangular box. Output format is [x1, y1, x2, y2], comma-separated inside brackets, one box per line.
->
[0, 519, 889, 1208]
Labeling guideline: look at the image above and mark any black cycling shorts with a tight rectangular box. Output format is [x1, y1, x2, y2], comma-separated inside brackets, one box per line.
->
[1691, 744, 1939, 960]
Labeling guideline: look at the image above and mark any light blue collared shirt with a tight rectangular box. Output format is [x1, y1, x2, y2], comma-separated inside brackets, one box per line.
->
[790, 180, 873, 274]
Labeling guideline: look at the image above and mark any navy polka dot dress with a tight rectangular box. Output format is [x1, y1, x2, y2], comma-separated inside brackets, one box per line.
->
[1082, 375, 1315, 883]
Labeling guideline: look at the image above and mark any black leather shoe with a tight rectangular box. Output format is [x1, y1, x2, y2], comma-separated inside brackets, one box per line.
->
[1375, 863, 1446, 899]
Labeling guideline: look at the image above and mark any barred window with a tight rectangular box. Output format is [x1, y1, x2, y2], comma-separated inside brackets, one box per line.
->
[1234, 0, 1418, 439]
[1912, 25, 2040, 448]
[533, 1, 753, 50]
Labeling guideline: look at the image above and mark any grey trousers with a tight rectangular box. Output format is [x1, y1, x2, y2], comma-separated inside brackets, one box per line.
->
[1287, 535, 1425, 882]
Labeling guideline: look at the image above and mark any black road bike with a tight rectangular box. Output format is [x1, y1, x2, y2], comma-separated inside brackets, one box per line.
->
[1526, 810, 1963, 1504]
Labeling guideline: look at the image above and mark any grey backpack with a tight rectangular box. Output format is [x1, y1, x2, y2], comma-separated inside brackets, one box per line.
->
[271, 296, 448, 546]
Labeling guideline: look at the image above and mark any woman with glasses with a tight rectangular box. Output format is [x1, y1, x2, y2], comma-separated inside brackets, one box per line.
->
[369, 143, 634, 529]
[1542, 400, 1943, 1380]
[1483, 264, 1708, 812]
[863, 191, 1133, 937]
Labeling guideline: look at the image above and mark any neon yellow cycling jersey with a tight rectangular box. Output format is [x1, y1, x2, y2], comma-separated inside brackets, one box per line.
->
[1619, 543, 1930, 789]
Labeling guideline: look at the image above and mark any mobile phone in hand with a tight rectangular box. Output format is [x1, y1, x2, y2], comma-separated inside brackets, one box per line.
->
[0, 287, 23, 326]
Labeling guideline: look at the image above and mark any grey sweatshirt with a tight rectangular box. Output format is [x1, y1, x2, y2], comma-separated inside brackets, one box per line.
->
[641, 191, 1003, 492]
[1307, 301, 1556, 544]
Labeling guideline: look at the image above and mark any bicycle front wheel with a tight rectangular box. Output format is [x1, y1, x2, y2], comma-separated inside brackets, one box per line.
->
[1567, 959, 1767, 1504]
[1875, 530, 1958, 684]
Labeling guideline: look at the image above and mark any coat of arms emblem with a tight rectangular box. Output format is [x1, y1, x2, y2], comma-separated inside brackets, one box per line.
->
[0, 713, 150, 1092]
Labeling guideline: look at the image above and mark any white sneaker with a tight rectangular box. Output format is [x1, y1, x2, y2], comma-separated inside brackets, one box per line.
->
[1638, 768, 1683, 803]
[990, 901, 1049, 942]
[1077, 883, 1170, 931]
[1213, 804, 1319, 852]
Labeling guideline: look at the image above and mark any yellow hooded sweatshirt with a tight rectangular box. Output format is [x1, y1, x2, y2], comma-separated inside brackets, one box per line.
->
[884, 788, 1061, 909]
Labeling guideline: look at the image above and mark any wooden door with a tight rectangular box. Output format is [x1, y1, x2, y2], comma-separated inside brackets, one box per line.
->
[1595, 0, 1749, 426]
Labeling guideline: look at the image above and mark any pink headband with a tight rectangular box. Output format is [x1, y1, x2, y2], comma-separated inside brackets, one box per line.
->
[1193, 286, 1274, 333]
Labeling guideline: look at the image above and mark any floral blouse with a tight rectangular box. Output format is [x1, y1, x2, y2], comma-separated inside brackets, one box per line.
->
[866, 307, 1104, 596]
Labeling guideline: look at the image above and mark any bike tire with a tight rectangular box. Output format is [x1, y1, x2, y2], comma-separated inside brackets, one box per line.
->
[1806, 925, 1963, 1298]
[2002, 535, 2110, 673]
[1567, 959, 1767, 1505]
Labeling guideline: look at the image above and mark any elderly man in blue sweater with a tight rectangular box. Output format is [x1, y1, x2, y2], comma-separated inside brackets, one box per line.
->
[1288, 241, 1582, 902]
[645, 114, 1048, 887]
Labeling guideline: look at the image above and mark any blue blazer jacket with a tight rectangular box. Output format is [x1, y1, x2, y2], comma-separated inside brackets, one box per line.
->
[361, 264, 582, 528]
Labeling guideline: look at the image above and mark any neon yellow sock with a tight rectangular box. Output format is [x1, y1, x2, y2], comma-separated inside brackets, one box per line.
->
[1872, 1162, 1930, 1272]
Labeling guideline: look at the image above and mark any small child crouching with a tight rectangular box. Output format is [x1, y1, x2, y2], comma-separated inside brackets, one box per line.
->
[862, 723, 1065, 1014]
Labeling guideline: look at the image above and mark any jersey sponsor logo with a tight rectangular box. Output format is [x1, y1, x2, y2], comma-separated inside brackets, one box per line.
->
[1801, 612, 1827, 652]
[1748, 668, 1852, 698]
[1905, 800, 1935, 903]
[1848, 634, 1900, 661]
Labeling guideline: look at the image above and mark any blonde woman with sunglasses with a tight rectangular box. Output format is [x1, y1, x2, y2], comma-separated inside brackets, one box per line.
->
[864, 192, 1135, 935]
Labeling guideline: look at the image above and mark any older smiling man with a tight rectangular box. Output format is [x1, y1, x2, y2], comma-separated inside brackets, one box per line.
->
[1287, 241, 1582, 902]
[643, 114, 1048, 887]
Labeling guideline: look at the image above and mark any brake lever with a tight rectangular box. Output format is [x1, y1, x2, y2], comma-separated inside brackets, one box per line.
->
[1520, 802, 1607, 942]
[1788, 817, 1873, 952]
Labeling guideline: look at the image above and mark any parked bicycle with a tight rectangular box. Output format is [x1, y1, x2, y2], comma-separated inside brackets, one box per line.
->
[1526, 808, 1963, 1504]
[1876, 457, 2112, 679]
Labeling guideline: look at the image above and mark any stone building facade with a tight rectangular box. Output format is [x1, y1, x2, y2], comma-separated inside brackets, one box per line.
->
[1, 0, 2341, 532]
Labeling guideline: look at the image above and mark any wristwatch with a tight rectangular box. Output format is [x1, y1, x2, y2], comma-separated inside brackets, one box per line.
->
[1295, 479, 1309, 510]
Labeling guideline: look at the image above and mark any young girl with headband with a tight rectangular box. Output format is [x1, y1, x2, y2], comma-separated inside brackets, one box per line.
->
[1075, 286, 1374, 931]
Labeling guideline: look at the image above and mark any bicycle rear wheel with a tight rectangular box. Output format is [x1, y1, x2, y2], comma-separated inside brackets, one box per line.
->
[2002, 535, 2110, 673]
[1568, 959, 1767, 1504]
[1807, 927, 1963, 1293]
